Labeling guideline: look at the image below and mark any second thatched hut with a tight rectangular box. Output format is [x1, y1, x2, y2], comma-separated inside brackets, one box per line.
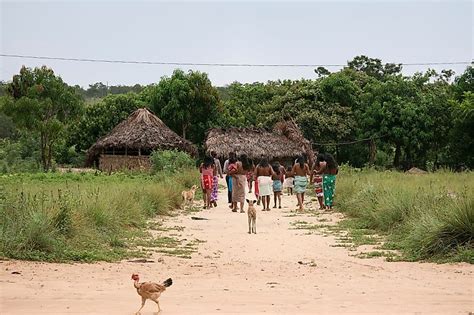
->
[86, 108, 197, 171]
[205, 120, 314, 167]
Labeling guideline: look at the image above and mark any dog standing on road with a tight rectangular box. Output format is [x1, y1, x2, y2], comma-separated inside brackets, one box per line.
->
[181, 185, 198, 208]
[247, 199, 257, 234]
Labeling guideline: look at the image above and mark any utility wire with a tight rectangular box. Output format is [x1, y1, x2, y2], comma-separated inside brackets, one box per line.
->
[1, 53, 472, 68]
[312, 134, 388, 147]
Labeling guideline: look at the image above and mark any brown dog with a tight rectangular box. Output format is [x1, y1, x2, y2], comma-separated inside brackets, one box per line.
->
[246, 199, 257, 234]
[181, 185, 198, 208]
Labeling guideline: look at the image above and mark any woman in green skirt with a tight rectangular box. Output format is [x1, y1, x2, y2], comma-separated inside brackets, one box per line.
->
[315, 153, 338, 210]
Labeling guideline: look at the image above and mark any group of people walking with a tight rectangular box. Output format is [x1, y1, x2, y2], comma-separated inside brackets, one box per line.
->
[199, 151, 339, 212]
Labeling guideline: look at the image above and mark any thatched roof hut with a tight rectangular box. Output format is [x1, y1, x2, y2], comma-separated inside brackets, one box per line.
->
[86, 108, 197, 170]
[205, 120, 314, 166]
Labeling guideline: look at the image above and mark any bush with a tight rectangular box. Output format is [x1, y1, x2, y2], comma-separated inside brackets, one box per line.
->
[402, 196, 473, 261]
[335, 168, 474, 263]
[0, 138, 40, 173]
[150, 150, 195, 173]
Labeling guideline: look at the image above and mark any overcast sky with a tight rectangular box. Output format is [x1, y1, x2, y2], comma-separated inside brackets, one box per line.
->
[1, 0, 472, 88]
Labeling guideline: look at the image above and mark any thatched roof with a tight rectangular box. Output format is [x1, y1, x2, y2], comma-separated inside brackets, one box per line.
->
[87, 108, 197, 163]
[273, 120, 315, 167]
[205, 121, 314, 163]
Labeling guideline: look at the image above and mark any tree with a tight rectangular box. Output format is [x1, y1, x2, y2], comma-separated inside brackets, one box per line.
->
[217, 81, 291, 128]
[357, 72, 450, 169]
[2, 66, 83, 171]
[452, 66, 474, 101]
[85, 82, 108, 98]
[145, 69, 221, 144]
[347, 55, 402, 80]
[261, 79, 356, 154]
[448, 67, 474, 168]
[314, 66, 331, 78]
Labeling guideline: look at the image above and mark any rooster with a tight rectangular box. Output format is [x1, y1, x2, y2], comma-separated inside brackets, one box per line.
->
[131, 273, 173, 314]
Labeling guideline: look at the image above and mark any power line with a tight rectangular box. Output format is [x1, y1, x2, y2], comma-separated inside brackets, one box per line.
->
[1, 53, 472, 68]
[312, 134, 388, 147]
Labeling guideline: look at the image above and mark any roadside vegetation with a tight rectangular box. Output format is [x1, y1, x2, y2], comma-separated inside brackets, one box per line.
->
[0, 168, 199, 262]
[334, 167, 473, 263]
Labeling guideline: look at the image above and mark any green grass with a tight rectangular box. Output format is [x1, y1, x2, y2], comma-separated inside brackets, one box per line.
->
[334, 168, 474, 263]
[0, 170, 200, 262]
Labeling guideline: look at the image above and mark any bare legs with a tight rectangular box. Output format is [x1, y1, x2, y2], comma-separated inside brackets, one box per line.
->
[273, 192, 281, 208]
[202, 189, 207, 209]
[231, 201, 245, 213]
[317, 196, 324, 210]
[202, 189, 211, 209]
[261, 195, 271, 211]
[296, 192, 305, 211]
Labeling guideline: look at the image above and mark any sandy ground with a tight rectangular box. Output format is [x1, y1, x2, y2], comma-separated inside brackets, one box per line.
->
[1, 179, 473, 315]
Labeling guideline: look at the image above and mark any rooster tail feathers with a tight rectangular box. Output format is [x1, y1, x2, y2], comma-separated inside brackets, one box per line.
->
[163, 278, 173, 287]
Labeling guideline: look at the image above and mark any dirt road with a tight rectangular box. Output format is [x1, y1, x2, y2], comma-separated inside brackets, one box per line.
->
[1, 180, 472, 314]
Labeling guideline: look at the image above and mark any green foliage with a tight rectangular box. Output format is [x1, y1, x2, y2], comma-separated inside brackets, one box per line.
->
[452, 66, 474, 101]
[2, 58, 472, 171]
[448, 91, 474, 168]
[0, 137, 40, 173]
[218, 81, 290, 127]
[0, 112, 15, 139]
[336, 169, 474, 262]
[150, 150, 195, 173]
[73, 82, 145, 100]
[144, 69, 221, 144]
[0, 170, 200, 262]
[346, 55, 402, 80]
[2, 66, 83, 171]
[262, 79, 356, 146]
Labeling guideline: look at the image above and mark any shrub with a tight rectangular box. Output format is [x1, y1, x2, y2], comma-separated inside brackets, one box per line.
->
[150, 149, 195, 173]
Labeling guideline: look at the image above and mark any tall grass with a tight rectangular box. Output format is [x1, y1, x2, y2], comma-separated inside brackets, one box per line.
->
[336, 168, 474, 263]
[0, 170, 199, 262]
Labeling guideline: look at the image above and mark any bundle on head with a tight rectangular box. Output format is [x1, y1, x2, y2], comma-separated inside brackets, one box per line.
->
[272, 163, 280, 175]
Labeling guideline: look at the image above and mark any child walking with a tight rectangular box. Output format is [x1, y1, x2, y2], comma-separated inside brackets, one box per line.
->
[283, 166, 294, 195]
[227, 156, 238, 211]
[200, 156, 215, 209]
[311, 163, 324, 210]
[272, 163, 282, 208]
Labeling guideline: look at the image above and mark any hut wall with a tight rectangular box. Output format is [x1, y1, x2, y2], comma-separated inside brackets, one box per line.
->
[99, 154, 151, 172]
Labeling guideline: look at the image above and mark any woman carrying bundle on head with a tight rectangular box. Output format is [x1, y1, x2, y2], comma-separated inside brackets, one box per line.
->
[292, 156, 310, 212]
[229, 154, 253, 213]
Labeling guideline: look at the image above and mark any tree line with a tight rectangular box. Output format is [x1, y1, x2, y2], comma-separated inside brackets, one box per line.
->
[0, 55, 472, 172]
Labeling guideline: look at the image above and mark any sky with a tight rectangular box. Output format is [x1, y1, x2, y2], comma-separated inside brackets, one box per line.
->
[0, 0, 472, 88]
